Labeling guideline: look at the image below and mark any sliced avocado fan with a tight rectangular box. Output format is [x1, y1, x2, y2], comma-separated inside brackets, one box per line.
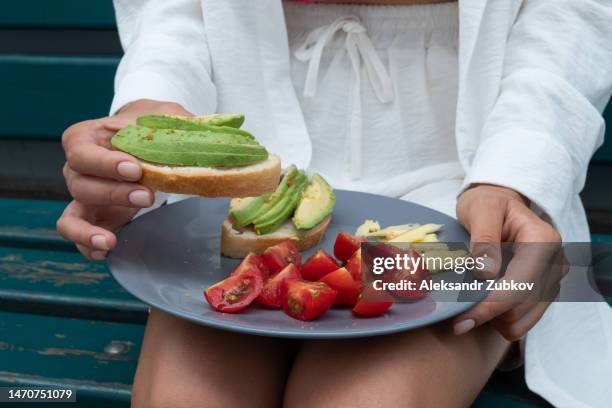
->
[228, 168, 336, 235]
[244, 165, 299, 222]
[254, 172, 309, 235]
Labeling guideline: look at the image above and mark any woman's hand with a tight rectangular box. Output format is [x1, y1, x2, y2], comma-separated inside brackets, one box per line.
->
[57, 99, 193, 260]
[453, 184, 565, 341]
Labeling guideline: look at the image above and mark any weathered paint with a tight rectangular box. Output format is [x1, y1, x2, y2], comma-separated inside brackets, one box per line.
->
[0, 246, 148, 321]
[0, 311, 141, 406]
[0, 198, 72, 249]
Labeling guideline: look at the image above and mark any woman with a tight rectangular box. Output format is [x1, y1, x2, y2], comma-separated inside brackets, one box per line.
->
[56, 0, 612, 407]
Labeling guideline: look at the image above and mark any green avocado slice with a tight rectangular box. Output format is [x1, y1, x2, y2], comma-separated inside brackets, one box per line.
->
[195, 114, 245, 128]
[252, 171, 306, 226]
[247, 165, 298, 222]
[230, 193, 272, 228]
[254, 173, 309, 235]
[137, 115, 255, 140]
[116, 124, 256, 145]
[292, 173, 336, 230]
[111, 125, 268, 167]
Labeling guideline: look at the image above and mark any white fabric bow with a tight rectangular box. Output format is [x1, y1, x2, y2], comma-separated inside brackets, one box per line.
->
[294, 16, 394, 179]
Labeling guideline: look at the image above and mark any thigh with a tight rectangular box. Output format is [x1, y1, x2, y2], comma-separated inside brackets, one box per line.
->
[132, 308, 298, 408]
[284, 321, 510, 408]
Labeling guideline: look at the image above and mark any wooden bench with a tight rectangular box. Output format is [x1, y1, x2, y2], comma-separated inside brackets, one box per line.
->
[0, 1, 610, 406]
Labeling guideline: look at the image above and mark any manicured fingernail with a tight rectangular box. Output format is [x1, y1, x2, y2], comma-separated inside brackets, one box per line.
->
[128, 190, 152, 207]
[454, 319, 475, 335]
[91, 234, 109, 250]
[480, 256, 497, 276]
[117, 162, 141, 180]
[91, 250, 107, 260]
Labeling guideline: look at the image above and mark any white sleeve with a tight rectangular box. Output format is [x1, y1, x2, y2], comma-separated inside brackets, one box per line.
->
[462, 0, 612, 223]
[110, 0, 217, 115]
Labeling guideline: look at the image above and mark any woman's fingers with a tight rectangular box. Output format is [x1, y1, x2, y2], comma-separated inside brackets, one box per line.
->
[492, 302, 550, 341]
[64, 165, 153, 208]
[453, 241, 553, 336]
[453, 300, 516, 336]
[62, 117, 143, 182]
[66, 143, 142, 181]
[57, 202, 117, 257]
[457, 189, 506, 279]
[454, 249, 560, 339]
[76, 243, 108, 261]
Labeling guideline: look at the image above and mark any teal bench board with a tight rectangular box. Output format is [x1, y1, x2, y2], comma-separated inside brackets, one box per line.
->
[0, 311, 141, 408]
[0, 1, 610, 406]
[0, 244, 148, 323]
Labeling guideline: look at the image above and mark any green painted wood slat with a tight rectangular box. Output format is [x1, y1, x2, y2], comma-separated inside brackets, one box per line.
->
[0, 0, 116, 29]
[0, 198, 72, 249]
[0, 311, 140, 407]
[0, 246, 148, 323]
[0, 55, 118, 140]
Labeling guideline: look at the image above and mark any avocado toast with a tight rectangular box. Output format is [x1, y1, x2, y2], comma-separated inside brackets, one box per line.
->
[111, 114, 281, 197]
[221, 167, 336, 257]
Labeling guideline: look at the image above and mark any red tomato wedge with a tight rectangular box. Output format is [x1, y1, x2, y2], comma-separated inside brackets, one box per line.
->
[205, 252, 268, 313]
[352, 287, 393, 317]
[257, 263, 301, 308]
[345, 248, 363, 282]
[333, 232, 364, 262]
[383, 249, 431, 301]
[281, 279, 337, 321]
[231, 252, 269, 280]
[319, 267, 361, 305]
[205, 271, 264, 313]
[261, 241, 301, 274]
[300, 249, 340, 281]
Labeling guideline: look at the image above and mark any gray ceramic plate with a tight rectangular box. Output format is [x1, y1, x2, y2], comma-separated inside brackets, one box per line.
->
[108, 190, 480, 338]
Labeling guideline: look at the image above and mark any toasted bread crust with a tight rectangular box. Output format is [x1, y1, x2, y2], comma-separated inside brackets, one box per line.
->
[138, 155, 281, 197]
[221, 216, 332, 258]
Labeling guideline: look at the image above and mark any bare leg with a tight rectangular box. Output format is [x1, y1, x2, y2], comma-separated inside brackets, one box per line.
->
[132, 309, 298, 408]
[284, 321, 510, 408]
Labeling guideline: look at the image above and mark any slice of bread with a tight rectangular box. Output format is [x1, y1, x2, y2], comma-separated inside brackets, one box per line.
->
[138, 154, 281, 197]
[221, 215, 332, 258]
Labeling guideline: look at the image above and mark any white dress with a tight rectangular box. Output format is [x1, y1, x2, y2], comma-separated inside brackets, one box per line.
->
[112, 1, 612, 406]
[284, 2, 463, 215]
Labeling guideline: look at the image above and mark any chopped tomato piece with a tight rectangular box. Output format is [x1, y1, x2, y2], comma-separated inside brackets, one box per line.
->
[205, 270, 264, 313]
[333, 232, 364, 262]
[352, 287, 393, 317]
[281, 279, 337, 321]
[231, 252, 270, 280]
[319, 267, 361, 305]
[257, 263, 301, 308]
[345, 248, 363, 282]
[300, 249, 340, 281]
[383, 249, 431, 301]
[261, 241, 301, 274]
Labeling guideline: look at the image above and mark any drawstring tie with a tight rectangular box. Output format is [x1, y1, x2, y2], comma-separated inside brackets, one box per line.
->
[294, 16, 394, 179]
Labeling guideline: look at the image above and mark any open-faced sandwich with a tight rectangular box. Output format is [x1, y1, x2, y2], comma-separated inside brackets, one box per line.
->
[221, 165, 336, 257]
[111, 114, 281, 197]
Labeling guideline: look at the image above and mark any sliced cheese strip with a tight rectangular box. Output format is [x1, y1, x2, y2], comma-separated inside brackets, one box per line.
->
[388, 224, 443, 243]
